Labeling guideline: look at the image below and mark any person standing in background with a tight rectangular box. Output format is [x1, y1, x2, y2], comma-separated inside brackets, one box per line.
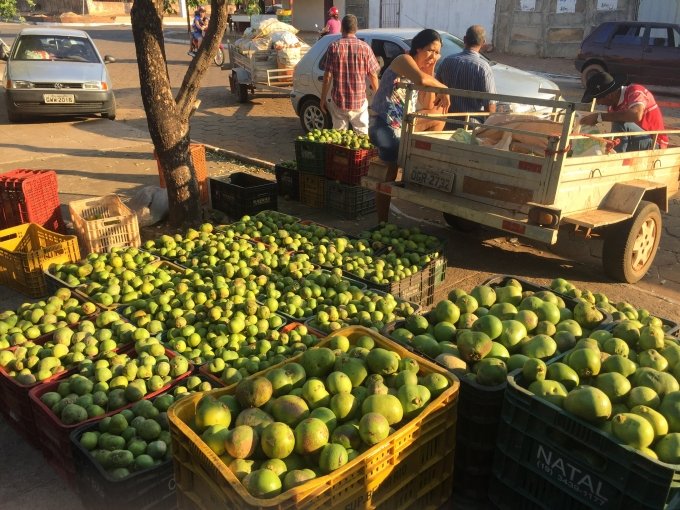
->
[320, 15, 380, 134]
[436, 25, 496, 124]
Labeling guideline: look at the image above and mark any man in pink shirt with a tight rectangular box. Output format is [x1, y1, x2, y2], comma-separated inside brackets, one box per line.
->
[580, 71, 667, 152]
[320, 14, 380, 134]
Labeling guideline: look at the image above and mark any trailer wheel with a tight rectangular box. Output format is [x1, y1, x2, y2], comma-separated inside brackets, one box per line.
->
[602, 200, 661, 283]
[232, 71, 249, 103]
[443, 213, 477, 233]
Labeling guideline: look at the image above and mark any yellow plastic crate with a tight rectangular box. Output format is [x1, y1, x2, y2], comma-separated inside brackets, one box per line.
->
[0, 223, 79, 297]
[69, 194, 141, 255]
[168, 326, 459, 510]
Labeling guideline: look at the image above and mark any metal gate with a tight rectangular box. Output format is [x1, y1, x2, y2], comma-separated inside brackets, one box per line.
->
[380, 0, 400, 28]
[346, 0, 369, 29]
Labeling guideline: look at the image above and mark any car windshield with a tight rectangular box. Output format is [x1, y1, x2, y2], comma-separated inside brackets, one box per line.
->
[12, 35, 99, 63]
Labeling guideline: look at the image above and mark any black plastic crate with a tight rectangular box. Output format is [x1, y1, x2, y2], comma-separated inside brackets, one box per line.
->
[274, 163, 299, 201]
[383, 310, 505, 505]
[294, 139, 326, 175]
[343, 256, 441, 308]
[489, 362, 680, 510]
[298, 172, 325, 209]
[324, 180, 376, 219]
[210, 172, 277, 218]
[70, 423, 175, 510]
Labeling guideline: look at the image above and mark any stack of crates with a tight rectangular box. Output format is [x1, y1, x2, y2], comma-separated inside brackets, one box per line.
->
[293, 137, 378, 218]
[0, 169, 65, 232]
[294, 139, 326, 209]
[324, 144, 378, 219]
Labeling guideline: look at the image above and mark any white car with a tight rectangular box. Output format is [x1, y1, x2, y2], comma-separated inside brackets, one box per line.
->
[291, 28, 560, 132]
[2, 27, 116, 122]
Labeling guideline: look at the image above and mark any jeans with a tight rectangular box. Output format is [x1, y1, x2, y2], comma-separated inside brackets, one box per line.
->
[612, 122, 654, 153]
[369, 116, 400, 163]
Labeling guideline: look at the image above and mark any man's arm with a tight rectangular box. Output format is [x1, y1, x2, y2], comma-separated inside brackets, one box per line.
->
[580, 104, 644, 126]
[320, 69, 333, 114]
[369, 73, 379, 92]
[481, 64, 496, 113]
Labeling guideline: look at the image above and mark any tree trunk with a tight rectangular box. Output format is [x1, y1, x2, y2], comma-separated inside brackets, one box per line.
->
[130, 0, 228, 226]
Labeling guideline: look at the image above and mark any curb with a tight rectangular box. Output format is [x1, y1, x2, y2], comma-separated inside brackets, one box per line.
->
[204, 144, 274, 170]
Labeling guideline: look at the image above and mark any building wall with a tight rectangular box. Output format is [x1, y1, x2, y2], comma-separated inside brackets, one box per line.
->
[292, 0, 346, 31]
[398, 0, 496, 40]
[638, 0, 680, 24]
[494, 0, 640, 58]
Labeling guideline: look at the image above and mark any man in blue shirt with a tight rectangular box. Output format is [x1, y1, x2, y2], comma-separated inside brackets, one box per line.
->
[436, 25, 496, 124]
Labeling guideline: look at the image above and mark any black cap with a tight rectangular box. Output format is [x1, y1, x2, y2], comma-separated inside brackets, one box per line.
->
[581, 71, 622, 103]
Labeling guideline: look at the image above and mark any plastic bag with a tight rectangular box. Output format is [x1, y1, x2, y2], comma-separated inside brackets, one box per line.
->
[254, 18, 298, 37]
[449, 128, 474, 144]
[277, 47, 301, 68]
[271, 31, 302, 49]
[128, 186, 168, 227]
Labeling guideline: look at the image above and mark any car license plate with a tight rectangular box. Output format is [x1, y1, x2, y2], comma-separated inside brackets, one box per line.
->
[43, 94, 75, 104]
[408, 166, 454, 192]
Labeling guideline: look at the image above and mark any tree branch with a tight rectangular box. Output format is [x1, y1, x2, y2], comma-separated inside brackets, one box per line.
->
[176, 0, 228, 120]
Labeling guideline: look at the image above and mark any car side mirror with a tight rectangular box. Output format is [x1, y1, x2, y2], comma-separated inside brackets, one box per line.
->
[104, 55, 116, 64]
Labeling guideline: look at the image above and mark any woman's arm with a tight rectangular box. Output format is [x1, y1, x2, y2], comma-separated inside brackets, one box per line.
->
[390, 55, 450, 112]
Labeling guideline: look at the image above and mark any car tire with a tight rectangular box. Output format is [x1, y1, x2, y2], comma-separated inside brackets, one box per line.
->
[6, 104, 20, 123]
[580, 63, 607, 88]
[602, 200, 661, 283]
[103, 104, 116, 120]
[299, 97, 331, 132]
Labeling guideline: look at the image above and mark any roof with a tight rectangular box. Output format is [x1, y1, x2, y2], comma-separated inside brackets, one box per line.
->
[597, 20, 680, 28]
[18, 27, 90, 37]
[356, 28, 439, 39]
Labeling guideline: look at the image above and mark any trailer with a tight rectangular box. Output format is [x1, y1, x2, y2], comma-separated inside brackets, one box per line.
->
[225, 44, 308, 103]
[361, 85, 680, 283]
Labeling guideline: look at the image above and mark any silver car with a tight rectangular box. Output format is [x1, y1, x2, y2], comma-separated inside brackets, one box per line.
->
[1, 27, 116, 122]
[291, 28, 561, 132]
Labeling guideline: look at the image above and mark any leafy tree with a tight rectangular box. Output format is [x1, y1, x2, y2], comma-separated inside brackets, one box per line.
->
[0, 0, 31, 21]
[130, 0, 227, 225]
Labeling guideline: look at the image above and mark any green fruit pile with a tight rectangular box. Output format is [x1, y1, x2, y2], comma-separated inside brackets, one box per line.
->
[172, 374, 216, 399]
[522, 323, 680, 464]
[0, 289, 97, 349]
[144, 228, 293, 272]
[259, 270, 364, 320]
[77, 397, 175, 481]
[0, 311, 132, 385]
[550, 278, 675, 333]
[359, 223, 442, 256]
[299, 128, 373, 150]
[38, 341, 191, 426]
[48, 247, 157, 288]
[189, 333, 450, 499]
[390, 280, 607, 387]
[311, 291, 418, 334]
[203, 324, 321, 385]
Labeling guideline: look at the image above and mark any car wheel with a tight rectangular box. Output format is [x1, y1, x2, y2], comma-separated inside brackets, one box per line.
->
[602, 200, 661, 283]
[103, 104, 116, 120]
[299, 97, 330, 132]
[581, 63, 607, 88]
[6, 104, 20, 123]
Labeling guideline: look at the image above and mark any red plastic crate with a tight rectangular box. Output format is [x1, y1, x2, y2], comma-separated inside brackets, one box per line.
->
[0, 169, 64, 232]
[324, 145, 378, 185]
[29, 348, 193, 484]
[0, 348, 74, 450]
